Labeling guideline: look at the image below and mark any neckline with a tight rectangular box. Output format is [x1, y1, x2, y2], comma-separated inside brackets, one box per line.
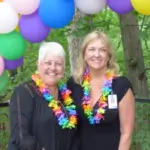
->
[81, 69, 116, 124]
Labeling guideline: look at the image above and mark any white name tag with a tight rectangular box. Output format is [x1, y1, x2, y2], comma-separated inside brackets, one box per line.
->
[108, 94, 118, 109]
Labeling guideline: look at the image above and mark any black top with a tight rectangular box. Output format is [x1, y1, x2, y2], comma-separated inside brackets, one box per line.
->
[67, 76, 132, 150]
[8, 81, 77, 150]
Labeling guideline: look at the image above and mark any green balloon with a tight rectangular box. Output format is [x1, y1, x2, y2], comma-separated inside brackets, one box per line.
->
[0, 71, 9, 94]
[0, 31, 26, 60]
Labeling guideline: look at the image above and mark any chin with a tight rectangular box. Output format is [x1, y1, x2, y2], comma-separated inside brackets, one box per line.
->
[46, 80, 58, 86]
[90, 65, 103, 70]
[90, 65, 107, 71]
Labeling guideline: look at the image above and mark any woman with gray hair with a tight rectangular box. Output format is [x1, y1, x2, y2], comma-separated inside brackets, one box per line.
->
[8, 42, 78, 150]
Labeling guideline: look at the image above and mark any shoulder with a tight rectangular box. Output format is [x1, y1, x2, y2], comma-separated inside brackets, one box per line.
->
[67, 77, 75, 85]
[67, 77, 83, 104]
[112, 76, 133, 102]
[10, 81, 35, 114]
[67, 77, 79, 88]
[14, 80, 31, 91]
[67, 77, 82, 93]
[113, 76, 132, 89]
[12, 80, 34, 98]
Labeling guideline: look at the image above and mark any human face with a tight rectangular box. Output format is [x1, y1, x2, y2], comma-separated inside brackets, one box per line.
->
[37, 54, 64, 87]
[84, 39, 110, 71]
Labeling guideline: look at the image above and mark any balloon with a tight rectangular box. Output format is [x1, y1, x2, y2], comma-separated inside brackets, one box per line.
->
[15, 14, 21, 31]
[0, 56, 4, 76]
[39, 0, 75, 28]
[0, 31, 26, 60]
[131, 0, 150, 15]
[4, 0, 40, 15]
[15, 26, 20, 31]
[0, 2, 18, 34]
[75, 0, 106, 14]
[0, 0, 3, 2]
[19, 11, 50, 43]
[106, 0, 133, 14]
[4, 56, 24, 70]
[0, 71, 9, 94]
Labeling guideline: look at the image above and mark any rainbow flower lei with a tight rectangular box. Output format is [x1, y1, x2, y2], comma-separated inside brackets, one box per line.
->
[32, 73, 77, 129]
[82, 69, 116, 124]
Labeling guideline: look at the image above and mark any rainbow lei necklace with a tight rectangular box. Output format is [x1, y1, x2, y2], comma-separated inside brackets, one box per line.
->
[32, 74, 77, 129]
[82, 69, 116, 124]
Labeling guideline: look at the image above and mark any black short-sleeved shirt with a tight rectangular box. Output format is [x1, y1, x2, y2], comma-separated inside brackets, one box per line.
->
[7, 81, 77, 150]
[67, 76, 132, 150]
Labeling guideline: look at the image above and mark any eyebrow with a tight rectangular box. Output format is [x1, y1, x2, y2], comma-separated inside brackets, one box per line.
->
[45, 60, 62, 63]
[88, 46, 106, 49]
[88, 47, 95, 49]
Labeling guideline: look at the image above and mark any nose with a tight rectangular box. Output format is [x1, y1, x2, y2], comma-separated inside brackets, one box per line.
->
[94, 49, 100, 57]
[50, 63, 56, 71]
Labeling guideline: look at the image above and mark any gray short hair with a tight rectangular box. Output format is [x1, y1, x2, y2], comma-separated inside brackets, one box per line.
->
[38, 42, 66, 63]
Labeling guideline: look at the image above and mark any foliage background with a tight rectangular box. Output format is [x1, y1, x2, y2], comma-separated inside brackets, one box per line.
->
[0, 8, 150, 150]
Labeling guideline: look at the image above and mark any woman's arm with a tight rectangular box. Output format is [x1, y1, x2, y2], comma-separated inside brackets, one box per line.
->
[8, 84, 37, 150]
[118, 89, 135, 150]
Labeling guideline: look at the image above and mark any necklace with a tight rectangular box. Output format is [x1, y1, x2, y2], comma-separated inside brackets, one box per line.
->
[32, 73, 77, 129]
[82, 69, 116, 124]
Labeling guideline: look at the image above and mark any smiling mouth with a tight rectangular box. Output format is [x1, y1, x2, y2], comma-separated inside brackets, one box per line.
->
[92, 59, 102, 63]
[46, 72, 57, 76]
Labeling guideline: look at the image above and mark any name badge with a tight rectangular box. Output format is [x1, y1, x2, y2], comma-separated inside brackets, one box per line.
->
[108, 94, 118, 109]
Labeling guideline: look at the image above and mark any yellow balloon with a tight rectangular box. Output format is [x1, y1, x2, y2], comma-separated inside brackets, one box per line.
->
[15, 26, 19, 31]
[131, 0, 150, 15]
[15, 14, 21, 31]
[0, 0, 3, 2]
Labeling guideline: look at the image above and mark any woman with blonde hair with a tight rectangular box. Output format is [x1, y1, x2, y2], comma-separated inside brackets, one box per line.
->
[67, 31, 135, 150]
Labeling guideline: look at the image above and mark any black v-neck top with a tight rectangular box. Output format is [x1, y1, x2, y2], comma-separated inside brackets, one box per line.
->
[8, 81, 77, 150]
[67, 76, 132, 150]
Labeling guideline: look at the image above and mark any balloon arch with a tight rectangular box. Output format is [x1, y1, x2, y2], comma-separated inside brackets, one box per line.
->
[0, 0, 150, 92]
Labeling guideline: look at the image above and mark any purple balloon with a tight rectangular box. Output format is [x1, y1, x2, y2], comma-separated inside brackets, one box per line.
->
[106, 0, 133, 14]
[4, 57, 24, 70]
[19, 11, 50, 43]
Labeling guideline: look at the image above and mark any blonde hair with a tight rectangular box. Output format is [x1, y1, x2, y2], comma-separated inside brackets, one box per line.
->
[73, 30, 119, 84]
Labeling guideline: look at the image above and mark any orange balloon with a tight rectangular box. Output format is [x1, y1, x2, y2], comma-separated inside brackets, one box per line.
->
[0, 0, 3, 2]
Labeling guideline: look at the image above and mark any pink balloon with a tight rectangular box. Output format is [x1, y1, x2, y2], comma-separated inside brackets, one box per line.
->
[0, 56, 4, 76]
[4, 0, 40, 15]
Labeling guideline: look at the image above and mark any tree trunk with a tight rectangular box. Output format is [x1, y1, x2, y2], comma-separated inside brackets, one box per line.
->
[67, 9, 85, 76]
[119, 13, 149, 97]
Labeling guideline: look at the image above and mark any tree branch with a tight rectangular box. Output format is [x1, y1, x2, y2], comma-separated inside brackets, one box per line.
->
[139, 67, 150, 80]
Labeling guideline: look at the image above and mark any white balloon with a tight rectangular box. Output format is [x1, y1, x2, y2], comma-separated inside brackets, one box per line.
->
[75, 0, 106, 14]
[0, 2, 18, 34]
[4, 0, 40, 15]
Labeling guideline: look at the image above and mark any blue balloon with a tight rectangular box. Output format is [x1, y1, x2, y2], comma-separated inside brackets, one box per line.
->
[39, 0, 75, 28]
